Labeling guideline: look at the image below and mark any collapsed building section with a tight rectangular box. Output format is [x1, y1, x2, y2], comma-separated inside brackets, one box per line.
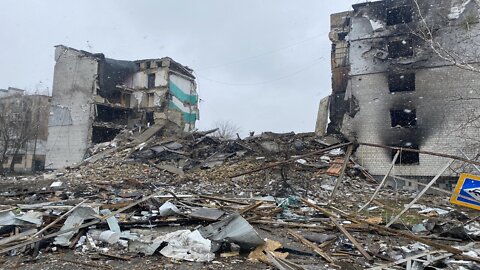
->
[46, 45, 199, 169]
[319, 0, 480, 178]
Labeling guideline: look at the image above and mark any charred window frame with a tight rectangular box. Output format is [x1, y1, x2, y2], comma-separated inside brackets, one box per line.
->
[388, 73, 415, 92]
[390, 109, 416, 128]
[386, 6, 413, 26]
[392, 145, 420, 165]
[147, 73, 156, 89]
[388, 39, 414, 58]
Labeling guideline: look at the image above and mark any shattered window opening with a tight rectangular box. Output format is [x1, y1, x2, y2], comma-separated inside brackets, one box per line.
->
[388, 73, 415, 92]
[390, 108, 416, 128]
[92, 126, 121, 144]
[392, 146, 420, 165]
[388, 39, 414, 58]
[147, 73, 156, 89]
[146, 111, 154, 126]
[386, 6, 413, 26]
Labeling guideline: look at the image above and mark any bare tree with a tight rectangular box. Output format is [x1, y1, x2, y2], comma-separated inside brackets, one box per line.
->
[410, 0, 480, 157]
[412, 0, 480, 72]
[212, 120, 241, 140]
[0, 97, 35, 175]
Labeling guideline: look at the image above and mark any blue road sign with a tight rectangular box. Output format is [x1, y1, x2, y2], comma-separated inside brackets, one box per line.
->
[450, 173, 480, 210]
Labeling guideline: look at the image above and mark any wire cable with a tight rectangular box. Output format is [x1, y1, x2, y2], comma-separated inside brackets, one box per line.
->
[196, 57, 324, 86]
[195, 32, 328, 71]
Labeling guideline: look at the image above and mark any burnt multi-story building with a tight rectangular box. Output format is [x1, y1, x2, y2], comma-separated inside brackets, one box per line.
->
[46, 45, 199, 169]
[320, 0, 480, 181]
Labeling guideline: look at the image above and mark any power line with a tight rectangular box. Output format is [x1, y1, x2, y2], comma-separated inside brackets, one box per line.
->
[196, 57, 324, 86]
[195, 32, 328, 71]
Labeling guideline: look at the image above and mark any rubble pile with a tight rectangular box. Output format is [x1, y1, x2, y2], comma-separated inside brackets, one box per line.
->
[0, 125, 479, 270]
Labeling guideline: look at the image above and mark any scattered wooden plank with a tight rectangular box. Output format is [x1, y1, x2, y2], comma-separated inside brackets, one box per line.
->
[0, 229, 37, 246]
[329, 145, 353, 203]
[252, 220, 330, 230]
[366, 250, 449, 270]
[0, 190, 164, 254]
[386, 159, 454, 227]
[229, 142, 353, 178]
[99, 252, 132, 261]
[329, 217, 373, 262]
[30, 199, 87, 239]
[287, 230, 334, 263]
[198, 195, 250, 205]
[303, 198, 480, 264]
[357, 151, 400, 212]
[266, 250, 305, 270]
[240, 201, 264, 215]
[59, 258, 112, 269]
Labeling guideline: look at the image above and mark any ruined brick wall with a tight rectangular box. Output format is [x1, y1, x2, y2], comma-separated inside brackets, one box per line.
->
[353, 66, 479, 176]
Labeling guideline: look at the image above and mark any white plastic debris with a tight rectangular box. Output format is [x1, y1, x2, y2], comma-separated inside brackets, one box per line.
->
[159, 201, 181, 217]
[328, 148, 344, 156]
[159, 230, 215, 262]
[296, 159, 307, 165]
[50, 181, 63, 188]
[99, 230, 120, 244]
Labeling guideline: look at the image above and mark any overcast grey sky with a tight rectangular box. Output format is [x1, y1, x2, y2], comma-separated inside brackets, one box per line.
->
[0, 0, 361, 135]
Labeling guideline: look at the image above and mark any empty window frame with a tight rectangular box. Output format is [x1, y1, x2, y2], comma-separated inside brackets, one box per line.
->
[388, 73, 415, 92]
[392, 145, 420, 165]
[388, 39, 414, 58]
[147, 73, 156, 89]
[145, 61, 151, 69]
[390, 108, 416, 127]
[387, 6, 413, 26]
[13, 155, 23, 164]
[147, 93, 155, 107]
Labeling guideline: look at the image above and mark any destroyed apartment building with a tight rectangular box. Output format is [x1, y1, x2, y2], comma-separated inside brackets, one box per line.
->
[0, 88, 50, 172]
[46, 45, 200, 169]
[318, 0, 480, 181]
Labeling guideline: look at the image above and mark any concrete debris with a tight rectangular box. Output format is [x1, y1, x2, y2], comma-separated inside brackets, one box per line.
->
[0, 128, 479, 270]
